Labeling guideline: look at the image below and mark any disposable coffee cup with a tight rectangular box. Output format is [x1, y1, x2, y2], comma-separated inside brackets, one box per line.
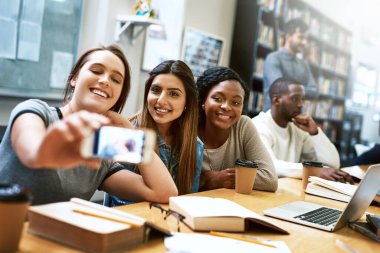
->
[0, 184, 32, 252]
[235, 159, 258, 194]
[302, 161, 324, 191]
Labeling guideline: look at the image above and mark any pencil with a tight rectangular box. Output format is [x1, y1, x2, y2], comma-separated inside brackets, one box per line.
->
[73, 209, 143, 228]
[209, 231, 276, 248]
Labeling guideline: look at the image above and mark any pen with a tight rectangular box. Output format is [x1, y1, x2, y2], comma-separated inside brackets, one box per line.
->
[73, 209, 143, 228]
[209, 231, 276, 248]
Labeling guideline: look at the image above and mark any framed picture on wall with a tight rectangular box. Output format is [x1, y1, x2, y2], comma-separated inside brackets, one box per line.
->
[181, 27, 224, 77]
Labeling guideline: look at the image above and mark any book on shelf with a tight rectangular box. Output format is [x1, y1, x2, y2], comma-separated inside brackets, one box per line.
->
[248, 91, 264, 113]
[168, 196, 289, 234]
[258, 22, 274, 48]
[27, 198, 147, 253]
[305, 176, 357, 203]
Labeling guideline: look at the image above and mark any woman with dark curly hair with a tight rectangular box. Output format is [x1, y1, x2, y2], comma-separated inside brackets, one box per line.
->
[197, 66, 277, 192]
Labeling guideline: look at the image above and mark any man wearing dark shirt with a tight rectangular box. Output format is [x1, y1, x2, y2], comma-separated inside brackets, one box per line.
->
[263, 18, 318, 111]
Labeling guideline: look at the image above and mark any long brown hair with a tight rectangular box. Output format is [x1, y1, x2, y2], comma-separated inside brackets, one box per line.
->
[132, 60, 198, 194]
[62, 44, 131, 113]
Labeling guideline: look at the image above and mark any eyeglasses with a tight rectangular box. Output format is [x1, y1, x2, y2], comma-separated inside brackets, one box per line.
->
[149, 202, 186, 232]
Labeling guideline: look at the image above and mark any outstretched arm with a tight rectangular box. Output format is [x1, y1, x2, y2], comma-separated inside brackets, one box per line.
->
[12, 111, 109, 169]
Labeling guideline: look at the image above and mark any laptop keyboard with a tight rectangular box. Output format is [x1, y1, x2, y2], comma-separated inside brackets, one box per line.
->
[294, 207, 342, 226]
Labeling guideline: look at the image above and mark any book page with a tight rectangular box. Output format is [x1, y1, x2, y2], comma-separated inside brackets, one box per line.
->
[170, 196, 261, 218]
[308, 176, 357, 196]
[165, 233, 291, 253]
[306, 183, 351, 202]
[341, 166, 365, 180]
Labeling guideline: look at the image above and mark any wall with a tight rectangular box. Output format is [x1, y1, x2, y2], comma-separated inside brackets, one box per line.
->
[0, 0, 237, 124]
[183, 0, 236, 67]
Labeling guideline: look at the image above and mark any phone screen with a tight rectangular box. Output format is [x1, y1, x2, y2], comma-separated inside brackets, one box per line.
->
[94, 127, 145, 163]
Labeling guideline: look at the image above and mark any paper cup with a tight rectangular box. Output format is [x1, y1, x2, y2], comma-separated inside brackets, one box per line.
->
[0, 184, 32, 252]
[235, 159, 258, 194]
[302, 161, 323, 191]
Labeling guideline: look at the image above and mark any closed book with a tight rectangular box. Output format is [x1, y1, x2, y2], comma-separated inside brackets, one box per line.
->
[27, 198, 146, 253]
[168, 196, 288, 234]
[348, 221, 380, 243]
[366, 214, 380, 237]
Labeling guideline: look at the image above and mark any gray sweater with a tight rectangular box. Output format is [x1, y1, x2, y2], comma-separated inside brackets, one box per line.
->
[0, 99, 118, 205]
[202, 116, 278, 192]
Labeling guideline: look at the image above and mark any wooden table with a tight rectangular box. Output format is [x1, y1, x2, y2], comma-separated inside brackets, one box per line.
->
[18, 178, 380, 252]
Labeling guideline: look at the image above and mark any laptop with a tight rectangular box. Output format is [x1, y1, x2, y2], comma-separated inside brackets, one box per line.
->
[263, 164, 380, 232]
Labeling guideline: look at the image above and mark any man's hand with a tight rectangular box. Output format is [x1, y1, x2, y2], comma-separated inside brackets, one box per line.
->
[320, 167, 355, 184]
[292, 114, 318, 135]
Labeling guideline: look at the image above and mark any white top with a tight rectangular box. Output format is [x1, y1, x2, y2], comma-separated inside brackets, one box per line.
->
[252, 110, 340, 178]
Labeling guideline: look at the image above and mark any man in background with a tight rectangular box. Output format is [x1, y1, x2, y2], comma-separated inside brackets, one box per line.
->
[252, 77, 353, 183]
[263, 18, 318, 111]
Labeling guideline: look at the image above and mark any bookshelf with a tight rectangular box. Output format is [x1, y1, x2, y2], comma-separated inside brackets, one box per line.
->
[340, 112, 363, 163]
[230, 0, 277, 116]
[229, 0, 355, 160]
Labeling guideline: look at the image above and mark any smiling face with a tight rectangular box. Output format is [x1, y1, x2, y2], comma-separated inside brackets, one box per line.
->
[70, 50, 125, 114]
[147, 73, 186, 134]
[203, 80, 245, 131]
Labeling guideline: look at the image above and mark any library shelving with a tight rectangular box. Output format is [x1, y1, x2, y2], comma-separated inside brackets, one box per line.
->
[230, 0, 277, 116]
[339, 112, 363, 163]
[229, 0, 357, 161]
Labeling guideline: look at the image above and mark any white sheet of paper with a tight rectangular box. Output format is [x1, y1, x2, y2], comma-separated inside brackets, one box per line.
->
[164, 233, 291, 253]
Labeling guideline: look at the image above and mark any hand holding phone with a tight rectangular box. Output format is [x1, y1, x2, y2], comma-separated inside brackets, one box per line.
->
[80, 126, 156, 164]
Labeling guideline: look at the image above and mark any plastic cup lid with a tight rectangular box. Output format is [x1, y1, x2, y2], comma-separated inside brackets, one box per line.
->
[0, 184, 32, 202]
[235, 159, 258, 168]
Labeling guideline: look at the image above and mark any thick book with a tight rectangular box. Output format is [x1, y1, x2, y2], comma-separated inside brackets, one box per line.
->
[305, 176, 357, 203]
[27, 198, 146, 253]
[168, 196, 289, 234]
[367, 214, 380, 237]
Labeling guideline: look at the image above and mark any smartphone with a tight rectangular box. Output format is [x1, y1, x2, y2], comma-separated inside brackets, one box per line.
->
[302, 161, 324, 167]
[81, 126, 156, 164]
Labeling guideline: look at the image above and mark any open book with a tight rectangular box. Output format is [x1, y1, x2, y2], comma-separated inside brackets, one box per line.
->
[168, 196, 289, 234]
[305, 176, 357, 202]
[28, 198, 146, 253]
[341, 166, 380, 203]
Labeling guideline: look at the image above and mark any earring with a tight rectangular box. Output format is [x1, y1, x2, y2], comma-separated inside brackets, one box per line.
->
[202, 104, 205, 109]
